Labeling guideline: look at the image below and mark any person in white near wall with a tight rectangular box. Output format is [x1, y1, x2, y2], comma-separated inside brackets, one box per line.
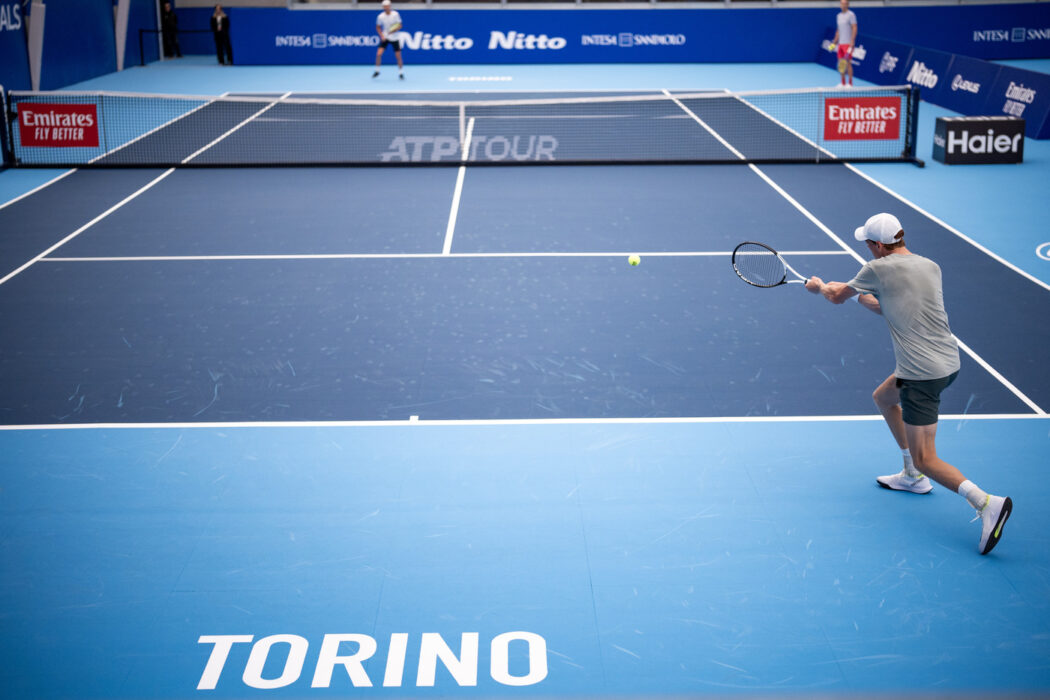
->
[831, 0, 857, 87]
[805, 212, 1012, 555]
[373, 0, 404, 80]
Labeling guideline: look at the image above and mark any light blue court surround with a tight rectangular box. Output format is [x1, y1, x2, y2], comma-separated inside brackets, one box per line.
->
[1, 419, 1047, 698]
[0, 168, 69, 206]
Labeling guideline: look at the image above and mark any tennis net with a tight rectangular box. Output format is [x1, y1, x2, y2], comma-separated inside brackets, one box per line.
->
[3, 86, 921, 168]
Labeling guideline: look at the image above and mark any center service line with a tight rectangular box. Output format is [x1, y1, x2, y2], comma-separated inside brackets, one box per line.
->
[443, 116, 476, 256]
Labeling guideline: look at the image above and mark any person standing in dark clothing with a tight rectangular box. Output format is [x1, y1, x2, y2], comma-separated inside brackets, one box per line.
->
[211, 4, 233, 65]
[161, 1, 182, 58]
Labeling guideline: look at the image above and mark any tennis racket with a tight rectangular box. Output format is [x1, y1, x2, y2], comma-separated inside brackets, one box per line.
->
[386, 21, 402, 39]
[838, 57, 848, 74]
[732, 241, 808, 288]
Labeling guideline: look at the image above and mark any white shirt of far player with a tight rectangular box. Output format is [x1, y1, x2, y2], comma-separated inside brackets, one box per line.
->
[377, 9, 402, 40]
[835, 9, 857, 47]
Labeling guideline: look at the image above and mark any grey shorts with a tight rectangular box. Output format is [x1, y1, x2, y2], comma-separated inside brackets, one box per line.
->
[896, 371, 959, 426]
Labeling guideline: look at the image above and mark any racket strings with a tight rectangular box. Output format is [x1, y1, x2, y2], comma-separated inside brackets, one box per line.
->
[733, 243, 787, 287]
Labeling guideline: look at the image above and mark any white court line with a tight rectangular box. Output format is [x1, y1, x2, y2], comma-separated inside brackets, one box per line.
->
[725, 89, 837, 161]
[42, 250, 853, 263]
[844, 162, 1050, 294]
[667, 93, 1046, 417]
[665, 91, 857, 257]
[443, 116, 475, 255]
[88, 92, 229, 164]
[182, 92, 291, 164]
[662, 89, 747, 160]
[0, 169, 177, 287]
[0, 93, 231, 210]
[0, 413, 1045, 431]
[0, 169, 77, 212]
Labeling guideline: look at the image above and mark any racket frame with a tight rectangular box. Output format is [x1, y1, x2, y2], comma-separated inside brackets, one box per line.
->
[731, 241, 808, 288]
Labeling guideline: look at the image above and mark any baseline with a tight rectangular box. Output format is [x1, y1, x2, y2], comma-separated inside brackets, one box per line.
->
[0, 413, 1045, 431]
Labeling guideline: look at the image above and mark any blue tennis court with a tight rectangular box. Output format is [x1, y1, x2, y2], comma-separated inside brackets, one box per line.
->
[1, 59, 1049, 700]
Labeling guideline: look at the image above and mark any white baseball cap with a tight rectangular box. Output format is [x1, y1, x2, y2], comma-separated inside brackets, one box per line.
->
[381, 0, 390, 5]
[854, 212, 903, 244]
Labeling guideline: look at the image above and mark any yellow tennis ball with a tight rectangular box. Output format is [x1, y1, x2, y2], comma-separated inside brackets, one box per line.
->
[628, 254, 641, 266]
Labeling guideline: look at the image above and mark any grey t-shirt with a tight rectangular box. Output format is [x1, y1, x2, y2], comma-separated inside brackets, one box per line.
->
[848, 254, 960, 380]
[836, 10, 857, 46]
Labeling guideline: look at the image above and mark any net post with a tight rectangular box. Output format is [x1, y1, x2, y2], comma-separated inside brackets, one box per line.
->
[906, 85, 924, 167]
[99, 92, 106, 157]
[0, 85, 10, 169]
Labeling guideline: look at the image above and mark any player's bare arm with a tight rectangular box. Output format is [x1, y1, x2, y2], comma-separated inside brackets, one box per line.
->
[805, 276, 855, 303]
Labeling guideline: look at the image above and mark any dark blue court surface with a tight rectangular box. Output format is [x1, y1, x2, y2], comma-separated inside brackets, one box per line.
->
[1, 78, 1049, 700]
[0, 164, 1041, 425]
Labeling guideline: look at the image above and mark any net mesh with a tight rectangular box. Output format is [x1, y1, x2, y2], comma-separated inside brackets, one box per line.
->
[4, 86, 919, 168]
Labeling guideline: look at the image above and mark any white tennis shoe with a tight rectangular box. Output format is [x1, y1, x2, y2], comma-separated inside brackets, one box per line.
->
[876, 470, 933, 494]
[975, 495, 1012, 555]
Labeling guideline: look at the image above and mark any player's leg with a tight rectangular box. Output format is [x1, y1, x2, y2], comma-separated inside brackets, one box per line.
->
[395, 47, 404, 77]
[873, 375, 930, 493]
[899, 373, 1011, 553]
[373, 45, 384, 77]
[905, 420, 1012, 554]
[873, 374, 907, 449]
[902, 421, 964, 491]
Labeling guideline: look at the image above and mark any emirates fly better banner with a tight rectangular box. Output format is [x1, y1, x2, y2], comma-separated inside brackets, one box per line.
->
[823, 96, 901, 141]
[17, 102, 100, 147]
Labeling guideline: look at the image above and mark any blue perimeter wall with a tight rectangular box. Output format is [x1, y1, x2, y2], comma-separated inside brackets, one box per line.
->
[218, 4, 1050, 65]
[816, 30, 1050, 138]
[0, 3, 1048, 91]
[0, 0, 158, 92]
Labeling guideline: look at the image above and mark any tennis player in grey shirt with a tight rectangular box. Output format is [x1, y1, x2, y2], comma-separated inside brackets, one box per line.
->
[832, 0, 858, 87]
[805, 213, 1011, 555]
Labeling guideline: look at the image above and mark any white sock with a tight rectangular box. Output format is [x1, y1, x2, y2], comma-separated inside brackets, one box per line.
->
[958, 480, 989, 511]
[901, 448, 920, 477]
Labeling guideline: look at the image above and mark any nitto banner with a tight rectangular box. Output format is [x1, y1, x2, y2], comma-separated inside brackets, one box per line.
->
[900, 47, 955, 106]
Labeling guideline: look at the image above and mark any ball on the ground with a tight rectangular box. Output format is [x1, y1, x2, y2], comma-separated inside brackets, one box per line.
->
[628, 255, 641, 266]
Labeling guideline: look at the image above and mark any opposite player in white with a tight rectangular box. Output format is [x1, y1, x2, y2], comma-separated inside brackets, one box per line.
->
[831, 0, 858, 87]
[373, 0, 404, 80]
[805, 212, 1012, 555]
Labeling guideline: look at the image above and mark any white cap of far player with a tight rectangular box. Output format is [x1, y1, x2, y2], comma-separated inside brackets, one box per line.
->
[854, 212, 903, 244]
[382, 0, 391, 6]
